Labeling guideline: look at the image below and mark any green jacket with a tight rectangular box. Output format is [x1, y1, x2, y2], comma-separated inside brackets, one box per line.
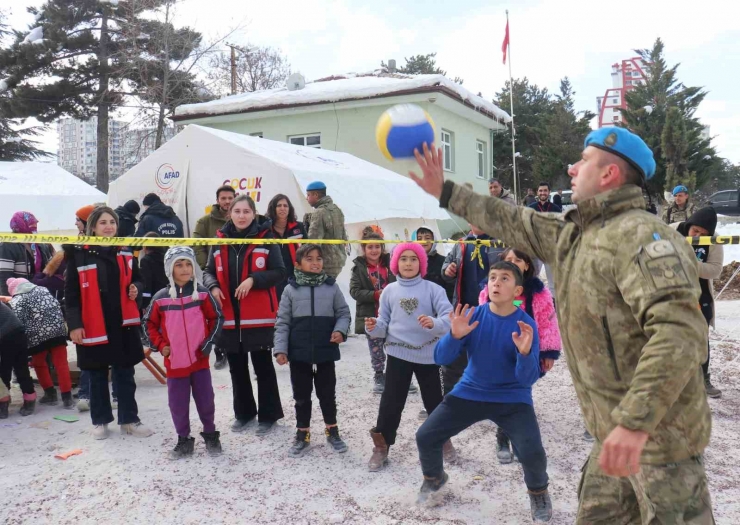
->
[349, 254, 396, 334]
[192, 206, 229, 269]
[662, 200, 696, 225]
[441, 182, 710, 464]
[306, 196, 347, 278]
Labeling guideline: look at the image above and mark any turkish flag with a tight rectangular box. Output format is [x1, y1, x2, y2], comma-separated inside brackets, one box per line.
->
[502, 21, 510, 64]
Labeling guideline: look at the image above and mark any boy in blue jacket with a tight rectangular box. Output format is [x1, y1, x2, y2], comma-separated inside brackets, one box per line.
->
[415, 261, 553, 523]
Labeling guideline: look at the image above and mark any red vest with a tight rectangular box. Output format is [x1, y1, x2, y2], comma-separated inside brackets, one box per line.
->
[214, 230, 278, 329]
[280, 221, 304, 266]
[77, 249, 141, 346]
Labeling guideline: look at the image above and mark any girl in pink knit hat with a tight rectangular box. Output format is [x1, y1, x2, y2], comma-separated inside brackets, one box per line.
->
[364, 241, 455, 472]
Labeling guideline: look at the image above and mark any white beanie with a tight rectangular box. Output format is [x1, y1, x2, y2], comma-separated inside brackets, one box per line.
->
[163, 246, 203, 300]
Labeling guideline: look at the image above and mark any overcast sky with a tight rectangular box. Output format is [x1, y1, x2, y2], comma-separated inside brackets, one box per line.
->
[6, 0, 740, 164]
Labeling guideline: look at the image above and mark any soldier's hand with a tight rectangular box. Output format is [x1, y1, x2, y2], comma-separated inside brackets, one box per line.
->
[599, 425, 650, 478]
[444, 262, 458, 278]
[449, 304, 479, 340]
[409, 143, 445, 199]
[512, 321, 534, 355]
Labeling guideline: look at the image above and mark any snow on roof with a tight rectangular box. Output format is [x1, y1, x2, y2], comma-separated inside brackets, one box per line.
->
[0, 162, 105, 197]
[175, 72, 511, 123]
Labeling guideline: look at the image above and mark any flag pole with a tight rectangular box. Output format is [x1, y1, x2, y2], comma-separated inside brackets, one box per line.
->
[506, 10, 518, 200]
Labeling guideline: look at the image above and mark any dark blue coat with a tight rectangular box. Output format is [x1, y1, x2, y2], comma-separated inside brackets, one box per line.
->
[134, 202, 184, 238]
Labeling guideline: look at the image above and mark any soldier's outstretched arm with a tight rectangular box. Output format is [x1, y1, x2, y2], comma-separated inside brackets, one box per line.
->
[611, 232, 707, 435]
[409, 143, 561, 265]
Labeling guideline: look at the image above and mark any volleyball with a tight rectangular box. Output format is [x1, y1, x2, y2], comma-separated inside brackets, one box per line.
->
[375, 104, 436, 161]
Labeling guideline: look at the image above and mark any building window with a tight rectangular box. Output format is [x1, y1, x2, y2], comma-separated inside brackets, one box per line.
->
[613, 116, 620, 121]
[476, 140, 486, 179]
[441, 130, 454, 172]
[612, 98, 618, 104]
[288, 133, 321, 148]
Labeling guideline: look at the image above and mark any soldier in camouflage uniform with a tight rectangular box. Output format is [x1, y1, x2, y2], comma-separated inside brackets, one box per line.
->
[305, 181, 347, 278]
[662, 184, 697, 225]
[409, 127, 714, 524]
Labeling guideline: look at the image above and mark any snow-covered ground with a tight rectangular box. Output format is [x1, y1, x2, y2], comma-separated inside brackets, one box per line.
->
[2, 302, 739, 525]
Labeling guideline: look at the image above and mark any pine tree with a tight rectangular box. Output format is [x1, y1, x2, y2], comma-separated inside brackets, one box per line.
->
[0, 0, 164, 191]
[662, 106, 695, 191]
[619, 38, 715, 197]
[382, 53, 463, 84]
[533, 77, 595, 190]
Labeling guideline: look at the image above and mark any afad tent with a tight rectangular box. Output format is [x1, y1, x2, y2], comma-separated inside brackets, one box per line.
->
[108, 125, 450, 302]
[0, 161, 106, 234]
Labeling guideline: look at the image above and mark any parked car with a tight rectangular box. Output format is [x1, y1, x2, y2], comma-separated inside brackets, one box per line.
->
[706, 189, 740, 216]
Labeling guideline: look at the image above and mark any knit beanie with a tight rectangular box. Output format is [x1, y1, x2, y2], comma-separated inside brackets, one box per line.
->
[7, 277, 32, 296]
[123, 200, 141, 215]
[390, 242, 428, 278]
[163, 246, 203, 300]
[685, 206, 718, 236]
[142, 193, 161, 207]
[75, 205, 96, 224]
[10, 211, 38, 234]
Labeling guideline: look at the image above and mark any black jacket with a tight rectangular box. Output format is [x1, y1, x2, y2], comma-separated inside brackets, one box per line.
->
[0, 242, 54, 295]
[0, 301, 24, 340]
[426, 250, 455, 303]
[349, 253, 395, 334]
[114, 206, 139, 237]
[134, 202, 184, 238]
[203, 216, 287, 352]
[64, 245, 145, 370]
[140, 249, 168, 310]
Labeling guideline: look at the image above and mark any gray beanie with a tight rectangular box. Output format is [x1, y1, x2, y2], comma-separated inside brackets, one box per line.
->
[163, 246, 203, 300]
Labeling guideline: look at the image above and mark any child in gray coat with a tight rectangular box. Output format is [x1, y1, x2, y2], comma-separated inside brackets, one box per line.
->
[274, 244, 351, 457]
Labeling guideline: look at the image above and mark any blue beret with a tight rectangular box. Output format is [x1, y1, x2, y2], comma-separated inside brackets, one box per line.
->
[672, 185, 689, 196]
[306, 181, 326, 191]
[584, 127, 656, 180]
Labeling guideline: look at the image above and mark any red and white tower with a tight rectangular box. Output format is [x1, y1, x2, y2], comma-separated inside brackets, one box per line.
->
[596, 57, 649, 128]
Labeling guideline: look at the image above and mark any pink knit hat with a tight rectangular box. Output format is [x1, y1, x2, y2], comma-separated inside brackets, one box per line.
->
[7, 277, 30, 296]
[390, 242, 428, 278]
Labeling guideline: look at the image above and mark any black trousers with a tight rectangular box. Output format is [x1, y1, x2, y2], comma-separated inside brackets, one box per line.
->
[700, 301, 712, 376]
[227, 350, 284, 423]
[441, 351, 468, 395]
[0, 330, 34, 396]
[290, 361, 337, 428]
[375, 355, 443, 446]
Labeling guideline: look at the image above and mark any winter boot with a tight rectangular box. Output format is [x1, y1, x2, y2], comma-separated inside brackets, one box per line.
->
[368, 429, 389, 471]
[408, 381, 418, 394]
[201, 431, 223, 456]
[529, 488, 553, 522]
[705, 374, 722, 398]
[61, 391, 74, 409]
[77, 398, 90, 412]
[496, 429, 513, 464]
[170, 436, 195, 459]
[416, 472, 449, 505]
[0, 398, 9, 419]
[19, 399, 36, 416]
[418, 408, 428, 420]
[255, 421, 276, 436]
[121, 422, 154, 437]
[231, 417, 255, 433]
[289, 430, 311, 457]
[214, 351, 228, 371]
[39, 387, 59, 406]
[373, 371, 385, 394]
[325, 426, 348, 453]
[92, 424, 109, 440]
[443, 439, 458, 464]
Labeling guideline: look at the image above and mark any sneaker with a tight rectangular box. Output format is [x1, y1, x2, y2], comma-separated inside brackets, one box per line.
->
[373, 372, 385, 394]
[496, 431, 513, 464]
[39, 387, 59, 406]
[120, 422, 154, 437]
[231, 417, 255, 433]
[408, 381, 418, 394]
[111, 397, 118, 410]
[256, 421, 276, 436]
[214, 353, 228, 371]
[705, 375, 722, 399]
[529, 488, 553, 522]
[289, 430, 311, 457]
[170, 436, 195, 459]
[19, 399, 35, 416]
[582, 430, 594, 442]
[92, 424, 109, 440]
[77, 398, 90, 412]
[201, 431, 223, 456]
[418, 409, 428, 420]
[325, 426, 348, 453]
[61, 392, 75, 409]
[416, 472, 449, 505]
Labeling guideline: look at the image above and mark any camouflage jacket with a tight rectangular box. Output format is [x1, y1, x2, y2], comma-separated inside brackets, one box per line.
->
[661, 200, 696, 225]
[307, 196, 347, 278]
[441, 182, 710, 464]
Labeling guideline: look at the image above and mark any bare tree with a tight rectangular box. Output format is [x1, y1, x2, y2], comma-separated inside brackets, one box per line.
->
[207, 44, 290, 96]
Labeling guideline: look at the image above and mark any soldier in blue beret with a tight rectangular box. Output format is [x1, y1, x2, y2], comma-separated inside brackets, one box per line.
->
[409, 127, 713, 524]
[303, 181, 347, 278]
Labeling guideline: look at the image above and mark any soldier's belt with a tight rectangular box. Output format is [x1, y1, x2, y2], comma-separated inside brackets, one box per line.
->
[0, 233, 736, 247]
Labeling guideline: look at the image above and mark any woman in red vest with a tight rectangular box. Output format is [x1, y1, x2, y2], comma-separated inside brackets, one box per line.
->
[266, 194, 306, 301]
[204, 195, 287, 435]
[64, 207, 153, 441]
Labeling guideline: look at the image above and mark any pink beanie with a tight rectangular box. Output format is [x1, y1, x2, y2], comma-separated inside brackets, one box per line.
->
[390, 242, 428, 278]
[7, 277, 30, 296]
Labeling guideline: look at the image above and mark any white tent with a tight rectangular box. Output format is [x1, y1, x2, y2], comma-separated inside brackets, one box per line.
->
[0, 161, 106, 234]
[108, 125, 450, 306]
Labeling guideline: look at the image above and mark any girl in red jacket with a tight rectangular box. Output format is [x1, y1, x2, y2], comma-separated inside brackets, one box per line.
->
[145, 247, 225, 458]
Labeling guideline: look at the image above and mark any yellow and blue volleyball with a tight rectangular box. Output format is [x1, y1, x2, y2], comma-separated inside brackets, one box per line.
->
[376, 104, 436, 160]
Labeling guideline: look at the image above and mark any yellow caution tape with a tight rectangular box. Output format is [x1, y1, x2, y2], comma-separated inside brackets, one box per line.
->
[0, 233, 735, 247]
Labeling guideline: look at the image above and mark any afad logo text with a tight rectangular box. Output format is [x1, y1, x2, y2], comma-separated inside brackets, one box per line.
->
[156, 163, 180, 190]
[224, 176, 262, 202]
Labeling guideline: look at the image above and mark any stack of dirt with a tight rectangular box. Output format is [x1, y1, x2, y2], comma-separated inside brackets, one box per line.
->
[715, 261, 740, 300]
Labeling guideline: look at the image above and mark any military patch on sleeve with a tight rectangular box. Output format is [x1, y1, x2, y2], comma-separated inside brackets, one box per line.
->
[637, 240, 691, 290]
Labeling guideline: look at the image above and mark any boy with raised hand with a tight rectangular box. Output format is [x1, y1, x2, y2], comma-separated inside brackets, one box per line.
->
[415, 261, 553, 523]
